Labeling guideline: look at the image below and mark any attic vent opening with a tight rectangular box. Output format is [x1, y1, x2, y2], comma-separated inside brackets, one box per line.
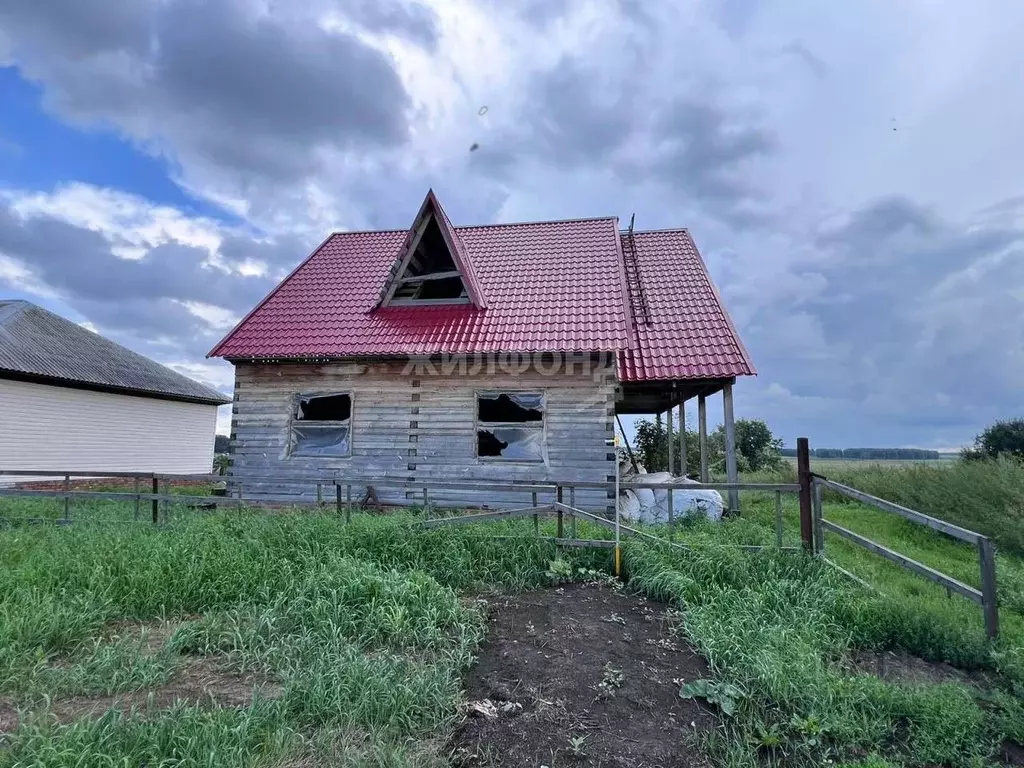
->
[390, 215, 469, 303]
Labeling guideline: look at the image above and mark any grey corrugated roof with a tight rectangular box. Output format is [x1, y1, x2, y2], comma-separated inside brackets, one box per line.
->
[0, 300, 230, 405]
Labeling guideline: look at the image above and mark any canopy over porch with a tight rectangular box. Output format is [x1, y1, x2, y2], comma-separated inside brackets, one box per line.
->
[615, 376, 742, 512]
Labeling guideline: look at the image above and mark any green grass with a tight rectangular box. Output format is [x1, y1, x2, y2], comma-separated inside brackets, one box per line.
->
[0, 513, 603, 767]
[769, 457, 1024, 556]
[626, 540, 1024, 766]
[0, 490, 1022, 767]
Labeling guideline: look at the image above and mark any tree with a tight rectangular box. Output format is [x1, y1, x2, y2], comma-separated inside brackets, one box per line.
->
[962, 419, 1024, 461]
[732, 419, 784, 471]
[630, 416, 783, 476]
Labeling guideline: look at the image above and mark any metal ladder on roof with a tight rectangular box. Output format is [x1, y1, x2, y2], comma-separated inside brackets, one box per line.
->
[622, 214, 652, 328]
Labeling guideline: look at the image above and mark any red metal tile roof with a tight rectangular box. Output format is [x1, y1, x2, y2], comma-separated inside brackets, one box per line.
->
[616, 229, 755, 381]
[209, 195, 754, 382]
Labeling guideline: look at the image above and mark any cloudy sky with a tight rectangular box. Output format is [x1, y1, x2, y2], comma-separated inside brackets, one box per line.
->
[1, 0, 1022, 449]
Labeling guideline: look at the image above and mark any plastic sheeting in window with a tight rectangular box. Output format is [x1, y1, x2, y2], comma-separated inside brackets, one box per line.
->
[477, 427, 544, 461]
[291, 424, 350, 456]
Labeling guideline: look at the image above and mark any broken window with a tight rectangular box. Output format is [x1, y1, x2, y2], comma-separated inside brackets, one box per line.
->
[388, 215, 469, 303]
[477, 393, 544, 461]
[290, 393, 351, 457]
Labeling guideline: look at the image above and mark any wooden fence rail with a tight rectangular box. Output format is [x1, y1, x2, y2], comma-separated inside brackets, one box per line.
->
[812, 475, 999, 640]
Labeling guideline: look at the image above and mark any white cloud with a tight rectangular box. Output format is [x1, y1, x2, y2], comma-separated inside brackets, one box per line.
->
[5, 183, 226, 257]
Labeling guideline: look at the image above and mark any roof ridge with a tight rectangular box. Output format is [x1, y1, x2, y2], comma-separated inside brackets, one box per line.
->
[324, 215, 620, 239]
[619, 226, 690, 235]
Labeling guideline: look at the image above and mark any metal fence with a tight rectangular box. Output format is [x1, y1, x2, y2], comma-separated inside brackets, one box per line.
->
[0, 447, 1002, 639]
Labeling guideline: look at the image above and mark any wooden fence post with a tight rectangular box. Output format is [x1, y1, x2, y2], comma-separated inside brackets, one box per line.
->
[151, 476, 159, 525]
[796, 437, 813, 552]
[978, 537, 999, 640]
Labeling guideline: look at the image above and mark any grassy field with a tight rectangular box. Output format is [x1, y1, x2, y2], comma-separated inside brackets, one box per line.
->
[0, 480, 1022, 766]
[769, 457, 1024, 556]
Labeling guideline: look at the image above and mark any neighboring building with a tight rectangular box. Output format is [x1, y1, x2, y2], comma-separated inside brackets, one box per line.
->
[0, 300, 230, 474]
[210, 191, 754, 509]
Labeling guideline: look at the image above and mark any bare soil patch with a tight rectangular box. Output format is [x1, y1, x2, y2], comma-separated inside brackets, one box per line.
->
[0, 651, 280, 733]
[1002, 739, 1024, 767]
[453, 583, 716, 768]
[846, 649, 998, 688]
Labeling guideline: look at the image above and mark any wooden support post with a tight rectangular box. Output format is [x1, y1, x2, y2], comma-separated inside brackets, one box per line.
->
[532, 491, 539, 535]
[423, 487, 430, 517]
[723, 383, 739, 513]
[796, 437, 813, 552]
[775, 490, 783, 548]
[134, 476, 140, 521]
[678, 396, 687, 478]
[666, 406, 675, 529]
[666, 405, 674, 473]
[812, 479, 824, 555]
[698, 394, 709, 482]
[346, 484, 352, 524]
[556, 486, 564, 539]
[63, 473, 70, 522]
[151, 476, 159, 525]
[336, 484, 342, 515]
[978, 538, 999, 640]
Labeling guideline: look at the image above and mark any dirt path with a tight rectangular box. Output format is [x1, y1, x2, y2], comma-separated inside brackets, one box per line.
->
[454, 583, 717, 768]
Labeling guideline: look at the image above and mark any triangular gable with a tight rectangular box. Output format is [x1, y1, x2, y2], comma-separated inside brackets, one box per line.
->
[377, 190, 487, 308]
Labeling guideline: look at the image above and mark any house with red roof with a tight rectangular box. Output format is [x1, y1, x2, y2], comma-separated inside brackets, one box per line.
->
[209, 191, 754, 510]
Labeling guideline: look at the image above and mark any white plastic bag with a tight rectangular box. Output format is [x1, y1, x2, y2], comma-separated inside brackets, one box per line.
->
[620, 472, 724, 524]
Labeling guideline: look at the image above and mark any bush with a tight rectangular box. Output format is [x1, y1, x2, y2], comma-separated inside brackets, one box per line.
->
[963, 418, 1024, 461]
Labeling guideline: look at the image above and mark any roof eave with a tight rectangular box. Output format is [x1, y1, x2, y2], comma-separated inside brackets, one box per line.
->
[0, 368, 231, 406]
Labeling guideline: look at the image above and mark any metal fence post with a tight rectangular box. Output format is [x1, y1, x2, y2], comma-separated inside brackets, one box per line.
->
[336, 484, 342, 516]
[978, 537, 999, 640]
[796, 437, 813, 552]
[532, 491, 539, 535]
[63, 474, 70, 522]
[134, 476, 140, 521]
[812, 478, 824, 555]
[556, 485, 564, 539]
[346, 484, 352, 524]
[569, 486, 577, 538]
[775, 490, 783, 548]
[151, 476, 159, 525]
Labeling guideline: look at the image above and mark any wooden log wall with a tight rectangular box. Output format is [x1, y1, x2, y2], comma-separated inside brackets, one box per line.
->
[229, 356, 617, 511]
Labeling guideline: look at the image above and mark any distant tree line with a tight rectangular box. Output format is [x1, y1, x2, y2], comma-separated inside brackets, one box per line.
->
[214, 434, 230, 454]
[778, 447, 941, 460]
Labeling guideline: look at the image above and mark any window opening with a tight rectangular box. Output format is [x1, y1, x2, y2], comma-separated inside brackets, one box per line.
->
[477, 392, 544, 461]
[291, 393, 351, 457]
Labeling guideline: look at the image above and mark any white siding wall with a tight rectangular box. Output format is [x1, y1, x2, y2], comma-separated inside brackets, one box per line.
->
[0, 378, 219, 473]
